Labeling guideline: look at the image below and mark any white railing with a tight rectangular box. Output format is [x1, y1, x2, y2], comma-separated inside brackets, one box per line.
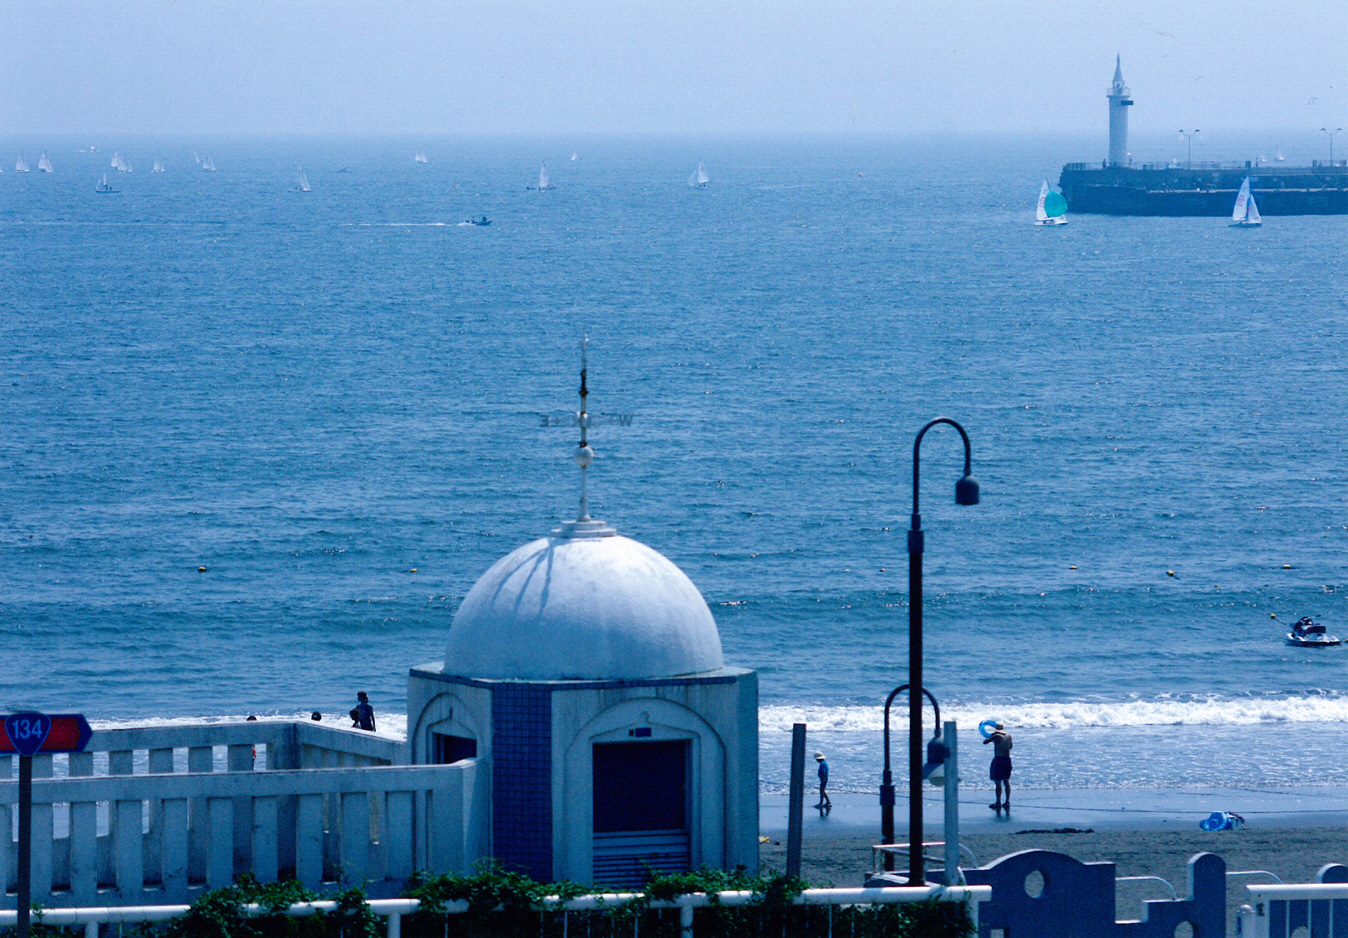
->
[1, 756, 486, 907]
[1241, 883, 1348, 938]
[0, 885, 990, 938]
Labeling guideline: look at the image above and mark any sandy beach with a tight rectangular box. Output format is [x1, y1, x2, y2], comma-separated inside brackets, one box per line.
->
[760, 791, 1348, 936]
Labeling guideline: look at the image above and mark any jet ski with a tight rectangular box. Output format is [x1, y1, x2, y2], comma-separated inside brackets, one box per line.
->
[1286, 616, 1341, 647]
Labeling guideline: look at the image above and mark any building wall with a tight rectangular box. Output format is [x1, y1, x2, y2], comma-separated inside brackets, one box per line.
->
[407, 665, 758, 885]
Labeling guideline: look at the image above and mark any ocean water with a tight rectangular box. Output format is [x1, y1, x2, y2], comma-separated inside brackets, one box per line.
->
[3, 135, 1348, 801]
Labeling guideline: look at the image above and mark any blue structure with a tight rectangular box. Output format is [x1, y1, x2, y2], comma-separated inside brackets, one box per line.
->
[964, 849, 1225, 938]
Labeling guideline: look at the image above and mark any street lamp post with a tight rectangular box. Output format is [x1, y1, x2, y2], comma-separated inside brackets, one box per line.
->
[1179, 130, 1200, 169]
[904, 418, 979, 885]
[880, 684, 943, 872]
[1322, 128, 1343, 165]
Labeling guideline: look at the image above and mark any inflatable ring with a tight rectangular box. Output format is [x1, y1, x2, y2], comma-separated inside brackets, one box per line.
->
[979, 719, 999, 739]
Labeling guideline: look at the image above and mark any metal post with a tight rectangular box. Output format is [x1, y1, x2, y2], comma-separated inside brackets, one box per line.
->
[907, 520, 924, 884]
[786, 724, 806, 878]
[18, 754, 32, 938]
[943, 721, 959, 885]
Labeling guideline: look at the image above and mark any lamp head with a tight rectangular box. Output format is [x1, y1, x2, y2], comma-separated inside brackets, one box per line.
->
[955, 473, 980, 506]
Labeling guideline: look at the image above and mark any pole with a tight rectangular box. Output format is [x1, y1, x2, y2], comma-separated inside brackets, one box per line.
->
[908, 518, 924, 884]
[18, 754, 32, 938]
[943, 721, 960, 885]
[786, 724, 806, 878]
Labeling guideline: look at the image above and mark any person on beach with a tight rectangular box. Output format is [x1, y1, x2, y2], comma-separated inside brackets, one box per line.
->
[351, 692, 376, 732]
[814, 751, 832, 808]
[984, 723, 1012, 810]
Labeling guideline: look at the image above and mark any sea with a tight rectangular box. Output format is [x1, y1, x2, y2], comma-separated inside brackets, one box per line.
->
[3, 134, 1348, 805]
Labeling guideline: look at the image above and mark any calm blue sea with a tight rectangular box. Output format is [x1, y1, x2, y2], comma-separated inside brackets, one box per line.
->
[3, 135, 1348, 799]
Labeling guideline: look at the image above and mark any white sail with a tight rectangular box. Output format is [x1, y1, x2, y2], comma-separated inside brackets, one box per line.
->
[296, 168, 311, 192]
[152, 157, 165, 173]
[571, 151, 578, 161]
[37, 152, 53, 172]
[1036, 180, 1050, 222]
[688, 160, 710, 187]
[415, 151, 428, 163]
[15, 154, 29, 172]
[538, 163, 551, 189]
[118, 156, 132, 173]
[1231, 178, 1250, 221]
[202, 157, 216, 171]
[112, 153, 121, 168]
[1231, 176, 1262, 226]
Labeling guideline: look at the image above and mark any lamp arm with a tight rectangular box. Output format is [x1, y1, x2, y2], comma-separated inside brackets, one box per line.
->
[911, 417, 973, 518]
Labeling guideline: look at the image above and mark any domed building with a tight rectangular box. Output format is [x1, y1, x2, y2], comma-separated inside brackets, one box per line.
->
[408, 361, 758, 886]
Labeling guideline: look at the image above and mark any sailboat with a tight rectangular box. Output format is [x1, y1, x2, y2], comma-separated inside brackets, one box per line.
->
[112, 153, 121, 168]
[536, 163, 553, 190]
[294, 167, 311, 192]
[1276, 150, 1286, 162]
[1035, 180, 1069, 226]
[37, 152, 53, 173]
[570, 151, 579, 161]
[1231, 177, 1262, 227]
[201, 157, 217, 172]
[688, 160, 710, 188]
[14, 154, 30, 173]
[415, 151, 428, 163]
[152, 157, 166, 173]
[95, 174, 118, 193]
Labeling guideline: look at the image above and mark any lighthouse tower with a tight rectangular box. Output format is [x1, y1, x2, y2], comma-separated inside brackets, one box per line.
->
[1107, 55, 1133, 166]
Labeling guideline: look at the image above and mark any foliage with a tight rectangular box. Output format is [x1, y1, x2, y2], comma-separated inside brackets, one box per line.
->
[398, 864, 973, 938]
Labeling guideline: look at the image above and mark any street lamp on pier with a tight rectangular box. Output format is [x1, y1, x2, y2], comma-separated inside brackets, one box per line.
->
[1322, 128, 1343, 165]
[1179, 130, 1201, 169]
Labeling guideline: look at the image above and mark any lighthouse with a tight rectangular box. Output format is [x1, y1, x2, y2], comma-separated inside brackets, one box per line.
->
[1107, 56, 1133, 166]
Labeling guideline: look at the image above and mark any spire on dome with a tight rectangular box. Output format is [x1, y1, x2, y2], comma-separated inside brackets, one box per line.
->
[557, 335, 615, 539]
[1113, 54, 1124, 87]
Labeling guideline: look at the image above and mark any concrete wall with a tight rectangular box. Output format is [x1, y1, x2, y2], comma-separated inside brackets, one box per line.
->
[408, 665, 758, 884]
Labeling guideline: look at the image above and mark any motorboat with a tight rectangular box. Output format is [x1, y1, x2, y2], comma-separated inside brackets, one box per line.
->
[1286, 616, 1341, 647]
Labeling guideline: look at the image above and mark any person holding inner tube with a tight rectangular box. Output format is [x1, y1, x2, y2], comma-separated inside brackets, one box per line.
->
[984, 722, 1013, 811]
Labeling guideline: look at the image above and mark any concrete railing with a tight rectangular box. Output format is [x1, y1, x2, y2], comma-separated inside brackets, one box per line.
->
[1, 750, 486, 908]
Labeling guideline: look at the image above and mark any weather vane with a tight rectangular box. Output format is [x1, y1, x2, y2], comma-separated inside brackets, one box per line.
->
[574, 335, 594, 522]
[548, 335, 630, 538]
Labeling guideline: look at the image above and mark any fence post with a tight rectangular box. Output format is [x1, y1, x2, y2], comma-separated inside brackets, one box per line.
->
[787, 724, 806, 878]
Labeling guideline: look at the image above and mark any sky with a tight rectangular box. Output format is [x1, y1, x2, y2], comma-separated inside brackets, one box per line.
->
[2, 0, 1347, 138]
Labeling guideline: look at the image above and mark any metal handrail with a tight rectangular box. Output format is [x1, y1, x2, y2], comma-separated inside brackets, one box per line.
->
[873, 841, 981, 869]
[1226, 869, 1284, 884]
[1115, 875, 1177, 900]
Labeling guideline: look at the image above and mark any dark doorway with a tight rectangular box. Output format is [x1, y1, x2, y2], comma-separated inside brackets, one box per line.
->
[432, 733, 477, 765]
[592, 740, 691, 886]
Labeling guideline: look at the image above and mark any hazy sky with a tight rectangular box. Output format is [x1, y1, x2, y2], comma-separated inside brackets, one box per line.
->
[3, 0, 1346, 137]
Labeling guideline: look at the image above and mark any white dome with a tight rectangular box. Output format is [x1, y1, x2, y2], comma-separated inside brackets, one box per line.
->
[445, 525, 724, 681]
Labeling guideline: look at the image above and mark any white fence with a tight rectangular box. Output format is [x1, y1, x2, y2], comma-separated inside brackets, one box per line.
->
[0, 885, 990, 938]
[1241, 882, 1348, 938]
[2, 720, 487, 908]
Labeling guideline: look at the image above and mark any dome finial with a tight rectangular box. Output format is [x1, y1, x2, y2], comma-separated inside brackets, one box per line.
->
[558, 335, 615, 539]
[574, 334, 594, 521]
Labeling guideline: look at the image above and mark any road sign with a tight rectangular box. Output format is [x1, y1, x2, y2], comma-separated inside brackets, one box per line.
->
[2, 712, 91, 938]
[1, 713, 91, 755]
